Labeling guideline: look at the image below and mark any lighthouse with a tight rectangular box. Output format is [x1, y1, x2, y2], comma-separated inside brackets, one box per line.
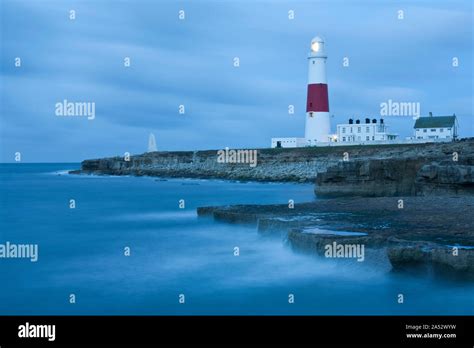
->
[305, 36, 331, 144]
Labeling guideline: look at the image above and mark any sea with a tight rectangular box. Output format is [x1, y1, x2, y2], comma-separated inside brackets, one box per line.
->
[0, 163, 473, 315]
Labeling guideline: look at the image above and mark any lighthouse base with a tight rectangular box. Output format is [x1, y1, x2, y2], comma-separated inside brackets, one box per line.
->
[305, 112, 331, 144]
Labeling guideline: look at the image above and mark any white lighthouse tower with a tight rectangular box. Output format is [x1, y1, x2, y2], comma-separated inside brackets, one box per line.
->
[305, 36, 331, 144]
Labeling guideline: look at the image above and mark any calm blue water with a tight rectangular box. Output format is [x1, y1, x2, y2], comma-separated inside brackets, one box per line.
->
[0, 163, 473, 315]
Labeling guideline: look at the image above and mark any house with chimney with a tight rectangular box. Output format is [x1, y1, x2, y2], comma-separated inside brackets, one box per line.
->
[413, 113, 457, 141]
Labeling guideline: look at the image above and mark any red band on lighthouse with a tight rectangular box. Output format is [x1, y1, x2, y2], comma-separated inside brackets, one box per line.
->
[306, 83, 329, 112]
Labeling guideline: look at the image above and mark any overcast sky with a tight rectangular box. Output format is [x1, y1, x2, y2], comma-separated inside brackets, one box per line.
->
[1, 0, 472, 162]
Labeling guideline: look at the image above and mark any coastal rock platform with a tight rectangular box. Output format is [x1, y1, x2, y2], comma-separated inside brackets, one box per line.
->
[198, 196, 474, 278]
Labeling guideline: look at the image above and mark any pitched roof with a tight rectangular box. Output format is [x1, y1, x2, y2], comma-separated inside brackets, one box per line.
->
[414, 116, 456, 129]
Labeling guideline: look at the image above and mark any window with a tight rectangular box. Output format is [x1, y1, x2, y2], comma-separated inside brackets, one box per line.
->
[423, 129, 427, 133]
[357, 127, 361, 133]
[342, 137, 346, 141]
[440, 128, 444, 132]
[366, 127, 370, 133]
[372, 136, 375, 140]
[366, 136, 369, 141]
[447, 128, 451, 131]
[431, 129, 436, 132]
[350, 127, 353, 133]
[342, 127, 346, 134]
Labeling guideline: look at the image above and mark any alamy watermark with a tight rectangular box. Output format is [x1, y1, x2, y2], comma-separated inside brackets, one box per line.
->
[55, 99, 95, 120]
[324, 242, 365, 262]
[18, 322, 55, 341]
[217, 147, 258, 167]
[380, 99, 420, 118]
[0, 241, 38, 262]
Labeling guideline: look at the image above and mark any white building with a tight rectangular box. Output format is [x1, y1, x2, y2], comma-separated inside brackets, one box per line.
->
[336, 118, 397, 143]
[271, 137, 308, 148]
[413, 114, 457, 140]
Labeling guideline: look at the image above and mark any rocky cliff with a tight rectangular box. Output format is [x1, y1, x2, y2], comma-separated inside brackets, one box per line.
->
[71, 140, 474, 191]
[315, 139, 474, 197]
[71, 148, 338, 182]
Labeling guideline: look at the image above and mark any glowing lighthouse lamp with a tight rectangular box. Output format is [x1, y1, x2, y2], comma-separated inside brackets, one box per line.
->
[305, 36, 331, 144]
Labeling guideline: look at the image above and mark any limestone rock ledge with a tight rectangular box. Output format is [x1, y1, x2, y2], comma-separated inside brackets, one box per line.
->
[197, 196, 474, 279]
[387, 242, 474, 278]
[315, 139, 474, 197]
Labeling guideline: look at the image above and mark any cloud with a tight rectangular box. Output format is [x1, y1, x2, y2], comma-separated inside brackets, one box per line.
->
[0, 0, 472, 162]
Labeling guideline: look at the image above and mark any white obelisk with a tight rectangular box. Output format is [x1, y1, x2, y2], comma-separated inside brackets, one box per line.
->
[148, 133, 157, 152]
